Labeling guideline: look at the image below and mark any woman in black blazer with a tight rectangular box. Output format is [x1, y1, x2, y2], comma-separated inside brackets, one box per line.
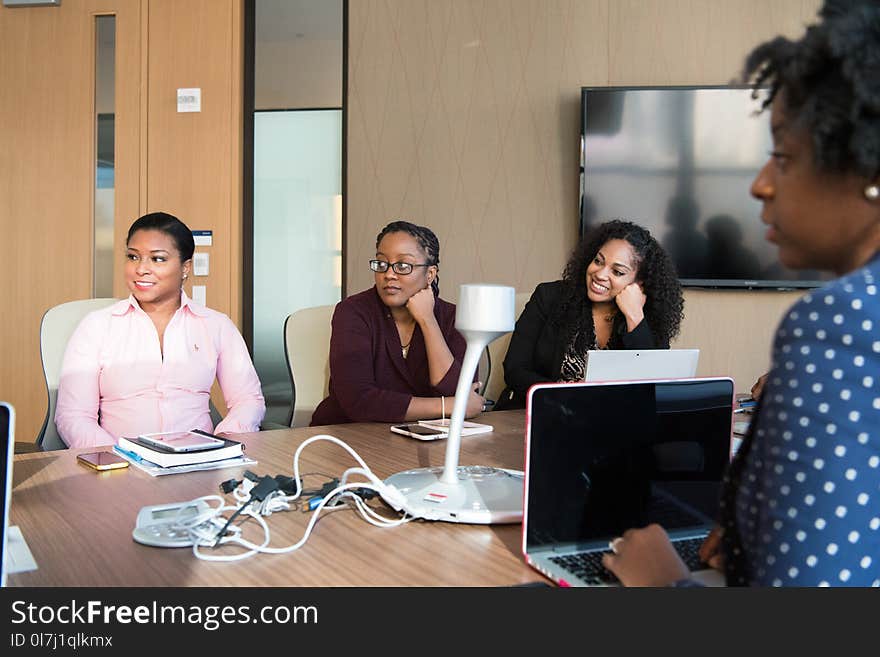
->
[497, 220, 684, 409]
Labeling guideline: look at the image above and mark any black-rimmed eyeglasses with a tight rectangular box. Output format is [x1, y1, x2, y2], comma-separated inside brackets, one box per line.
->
[369, 259, 431, 275]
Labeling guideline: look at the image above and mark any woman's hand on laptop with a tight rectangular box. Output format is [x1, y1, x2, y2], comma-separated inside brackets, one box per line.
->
[698, 525, 725, 571]
[602, 524, 689, 587]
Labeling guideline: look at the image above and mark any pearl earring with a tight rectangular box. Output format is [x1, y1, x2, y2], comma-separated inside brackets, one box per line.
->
[183, 273, 188, 280]
[865, 185, 880, 201]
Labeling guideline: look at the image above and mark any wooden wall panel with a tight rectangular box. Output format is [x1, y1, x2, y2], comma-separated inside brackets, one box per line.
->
[347, 0, 822, 392]
[110, 0, 144, 306]
[0, 0, 242, 441]
[0, 0, 141, 444]
[144, 0, 243, 325]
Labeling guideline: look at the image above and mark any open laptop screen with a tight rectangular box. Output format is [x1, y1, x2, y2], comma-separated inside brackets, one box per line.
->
[525, 379, 733, 550]
[584, 348, 699, 382]
[0, 403, 13, 587]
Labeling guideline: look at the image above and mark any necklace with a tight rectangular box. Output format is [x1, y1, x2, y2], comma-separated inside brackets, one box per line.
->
[395, 316, 415, 358]
[400, 331, 414, 358]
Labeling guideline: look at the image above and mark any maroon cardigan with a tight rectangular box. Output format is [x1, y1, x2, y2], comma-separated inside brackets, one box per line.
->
[310, 286, 468, 425]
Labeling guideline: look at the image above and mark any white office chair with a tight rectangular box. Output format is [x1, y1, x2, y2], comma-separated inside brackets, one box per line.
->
[283, 304, 335, 427]
[482, 291, 531, 404]
[38, 298, 119, 450]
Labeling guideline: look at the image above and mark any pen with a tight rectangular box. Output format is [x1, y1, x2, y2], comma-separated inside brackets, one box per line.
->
[192, 428, 223, 439]
[113, 445, 143, 463]
[191, 428, 239, 450]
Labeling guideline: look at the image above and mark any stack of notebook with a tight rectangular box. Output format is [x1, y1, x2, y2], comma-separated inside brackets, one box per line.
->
[114, 433, 254, 476]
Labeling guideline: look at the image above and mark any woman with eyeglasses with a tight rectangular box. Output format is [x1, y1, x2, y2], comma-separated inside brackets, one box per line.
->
[310, 220, 485, 425]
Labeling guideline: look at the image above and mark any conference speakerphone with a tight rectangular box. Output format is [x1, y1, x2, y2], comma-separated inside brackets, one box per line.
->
[133, 500, 227, 548]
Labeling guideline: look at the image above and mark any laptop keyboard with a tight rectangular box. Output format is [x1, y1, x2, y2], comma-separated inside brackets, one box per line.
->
[549, 536, 707, 585]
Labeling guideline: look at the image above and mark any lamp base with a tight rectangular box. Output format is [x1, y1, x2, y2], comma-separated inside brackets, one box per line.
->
[382, 465, 523, 524]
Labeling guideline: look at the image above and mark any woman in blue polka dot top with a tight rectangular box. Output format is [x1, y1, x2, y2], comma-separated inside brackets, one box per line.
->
[602, 0, 880, 587]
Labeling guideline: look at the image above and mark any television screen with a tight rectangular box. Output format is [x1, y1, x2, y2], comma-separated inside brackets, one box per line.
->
[580, 86, 833, 289]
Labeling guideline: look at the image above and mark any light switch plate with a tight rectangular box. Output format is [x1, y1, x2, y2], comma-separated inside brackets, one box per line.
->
[177, 88, 201, 113]
[192, 285, 207, 306]
[193, 253, 209, 276]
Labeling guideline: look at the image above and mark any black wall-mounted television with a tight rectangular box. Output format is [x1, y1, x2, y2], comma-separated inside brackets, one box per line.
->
[579, 85, 833, 289]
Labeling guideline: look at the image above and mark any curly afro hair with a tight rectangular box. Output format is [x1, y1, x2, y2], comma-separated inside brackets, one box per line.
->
[555, 220, 684, 352]
[743, 0, 880, 179]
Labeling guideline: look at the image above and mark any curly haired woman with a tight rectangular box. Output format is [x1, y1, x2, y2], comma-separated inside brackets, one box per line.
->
[497, 219, 684, 410]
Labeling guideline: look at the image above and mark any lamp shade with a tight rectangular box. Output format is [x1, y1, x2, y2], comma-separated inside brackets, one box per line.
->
[455, 284, 515, 335]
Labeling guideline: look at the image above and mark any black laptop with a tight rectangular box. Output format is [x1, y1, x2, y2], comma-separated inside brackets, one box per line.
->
[522, 378, 734, 587]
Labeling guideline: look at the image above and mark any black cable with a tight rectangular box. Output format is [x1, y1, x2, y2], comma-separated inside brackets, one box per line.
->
[212, 475, 280, 547]
[212, 501, 251, 547]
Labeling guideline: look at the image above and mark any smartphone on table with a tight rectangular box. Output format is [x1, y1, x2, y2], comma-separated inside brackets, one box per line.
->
[390, 424, 447, 441]
[77, 451, 130, 471]
[137, 431, 225, 453]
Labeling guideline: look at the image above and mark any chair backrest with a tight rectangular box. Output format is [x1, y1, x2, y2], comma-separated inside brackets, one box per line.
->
[483, 291, 531, 403]
[38, 298, 119, 450]
[283, 304, 335, 427]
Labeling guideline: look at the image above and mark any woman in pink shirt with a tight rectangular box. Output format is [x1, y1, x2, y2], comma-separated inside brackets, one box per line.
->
[55, 212, 265, 448]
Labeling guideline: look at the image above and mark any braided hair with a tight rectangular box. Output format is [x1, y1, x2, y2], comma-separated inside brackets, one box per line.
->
[743, 0, 880, 179]
[375, 220, 441, 294]
[555, 220, 684, 352]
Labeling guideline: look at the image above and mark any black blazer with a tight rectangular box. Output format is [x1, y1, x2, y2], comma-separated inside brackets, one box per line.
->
[497, 280, 667, 409]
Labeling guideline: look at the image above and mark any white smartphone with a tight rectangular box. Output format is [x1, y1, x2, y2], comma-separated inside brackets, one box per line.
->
[390, 424, 447, 441]
[137, 431, 225, 453]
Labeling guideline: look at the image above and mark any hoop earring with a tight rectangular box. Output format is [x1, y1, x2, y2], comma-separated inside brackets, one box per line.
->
[865, 185, 880, 201]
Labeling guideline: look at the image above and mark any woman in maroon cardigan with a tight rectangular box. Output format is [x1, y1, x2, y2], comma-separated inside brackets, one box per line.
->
[311, 221, 485, 425]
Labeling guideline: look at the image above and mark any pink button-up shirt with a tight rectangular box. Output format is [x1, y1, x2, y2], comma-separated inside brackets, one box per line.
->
[55, 293, 265, 448]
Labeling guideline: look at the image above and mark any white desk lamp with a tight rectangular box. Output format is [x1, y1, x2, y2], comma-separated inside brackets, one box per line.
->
[383, 284, 524, 524]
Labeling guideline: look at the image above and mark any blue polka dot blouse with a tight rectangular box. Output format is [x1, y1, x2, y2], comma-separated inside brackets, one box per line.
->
[721, 252, 880, 586]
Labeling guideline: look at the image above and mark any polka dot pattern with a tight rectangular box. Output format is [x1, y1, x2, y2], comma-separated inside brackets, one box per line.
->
[720, 256, 880, 586]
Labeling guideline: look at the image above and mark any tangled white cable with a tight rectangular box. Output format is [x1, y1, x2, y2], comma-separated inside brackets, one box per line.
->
[161, 434, 414, 562]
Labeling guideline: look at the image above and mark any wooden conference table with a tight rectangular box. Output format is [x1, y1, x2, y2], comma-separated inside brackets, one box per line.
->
[8, 410, 543, 587]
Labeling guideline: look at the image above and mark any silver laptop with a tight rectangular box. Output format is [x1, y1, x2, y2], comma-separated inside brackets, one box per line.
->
[0, 402, 14, 587]
[584, 348, 699, 382]
[522, 378, 732, 587]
